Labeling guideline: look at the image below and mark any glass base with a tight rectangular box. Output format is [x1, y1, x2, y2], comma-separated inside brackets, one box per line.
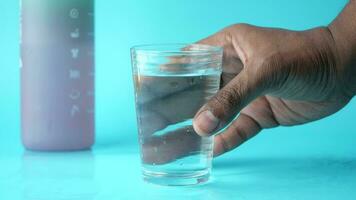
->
[142, 169, 210, 186]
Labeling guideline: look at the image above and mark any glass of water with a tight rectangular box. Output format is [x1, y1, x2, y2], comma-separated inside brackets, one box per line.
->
[131, 44, 223, 186]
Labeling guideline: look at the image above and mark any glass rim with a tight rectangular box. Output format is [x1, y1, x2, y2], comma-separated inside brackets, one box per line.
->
[131, 43, 223, 56]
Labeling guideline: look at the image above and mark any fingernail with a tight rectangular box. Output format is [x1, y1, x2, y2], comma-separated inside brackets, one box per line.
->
[193, 110, 219, 136]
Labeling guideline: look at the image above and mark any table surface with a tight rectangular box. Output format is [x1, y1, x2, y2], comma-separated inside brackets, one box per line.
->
[1, 98, 356, 200]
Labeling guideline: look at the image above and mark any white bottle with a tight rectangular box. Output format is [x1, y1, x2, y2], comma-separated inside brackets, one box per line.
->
[20, 0, 95, 150]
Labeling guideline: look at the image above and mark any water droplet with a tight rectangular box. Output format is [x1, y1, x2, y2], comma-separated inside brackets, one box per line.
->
[153, 147, 158, 153]
[163, 140, 167, 145]
[153, 163, 156, 166]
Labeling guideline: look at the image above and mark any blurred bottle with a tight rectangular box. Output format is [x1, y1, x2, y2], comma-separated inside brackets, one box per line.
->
[20, 0, 95, 150]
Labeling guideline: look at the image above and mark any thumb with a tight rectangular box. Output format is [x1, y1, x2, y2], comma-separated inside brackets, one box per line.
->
[193, 69, 259, 136]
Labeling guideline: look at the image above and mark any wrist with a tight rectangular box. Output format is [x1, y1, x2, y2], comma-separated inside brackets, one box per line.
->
[328, 24, 356, 97]
[299, 27, 344, 99]
[328, 0, 356, 97]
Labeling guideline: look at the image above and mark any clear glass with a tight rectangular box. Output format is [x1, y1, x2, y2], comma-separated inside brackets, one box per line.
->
[131, 44, 223, 186]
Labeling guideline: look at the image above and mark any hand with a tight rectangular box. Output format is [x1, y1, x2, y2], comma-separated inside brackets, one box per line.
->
[193, 24, 353, 157]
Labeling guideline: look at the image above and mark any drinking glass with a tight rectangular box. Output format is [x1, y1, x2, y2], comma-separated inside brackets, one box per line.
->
[131, 44, 222, 186]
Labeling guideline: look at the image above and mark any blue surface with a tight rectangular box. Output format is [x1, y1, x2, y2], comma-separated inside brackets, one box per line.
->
[1, 0, 356, 199]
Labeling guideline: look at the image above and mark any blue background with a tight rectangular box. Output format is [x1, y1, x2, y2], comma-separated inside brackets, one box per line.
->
[1, 0, 355, 199]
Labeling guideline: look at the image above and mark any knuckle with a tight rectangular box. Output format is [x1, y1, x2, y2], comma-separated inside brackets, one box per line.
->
[221, 23, 251, 39]
[209, 87, 240, 118]
[230, 122, 248, 142]
[225, 23, 251, 32]
[220, 87, 238, 107]
[219, 88, 238, 107]
[216, 134, 233, 153]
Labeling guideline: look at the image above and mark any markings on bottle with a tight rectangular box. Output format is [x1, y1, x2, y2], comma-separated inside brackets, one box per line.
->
[70, 105, 80, 117]
[69, 89, 81, 100]
[69, 69, 80, 79]
[70, 28, 80, 38]
[71, 48, 79, 58]
[70, 8, 79, 19]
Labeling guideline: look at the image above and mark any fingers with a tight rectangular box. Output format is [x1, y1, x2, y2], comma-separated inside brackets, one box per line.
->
[213, 96, 280, 156]
[213, 113, 261, 157]
[192, 25, 260, 136]
[193, 69, 259, 136]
